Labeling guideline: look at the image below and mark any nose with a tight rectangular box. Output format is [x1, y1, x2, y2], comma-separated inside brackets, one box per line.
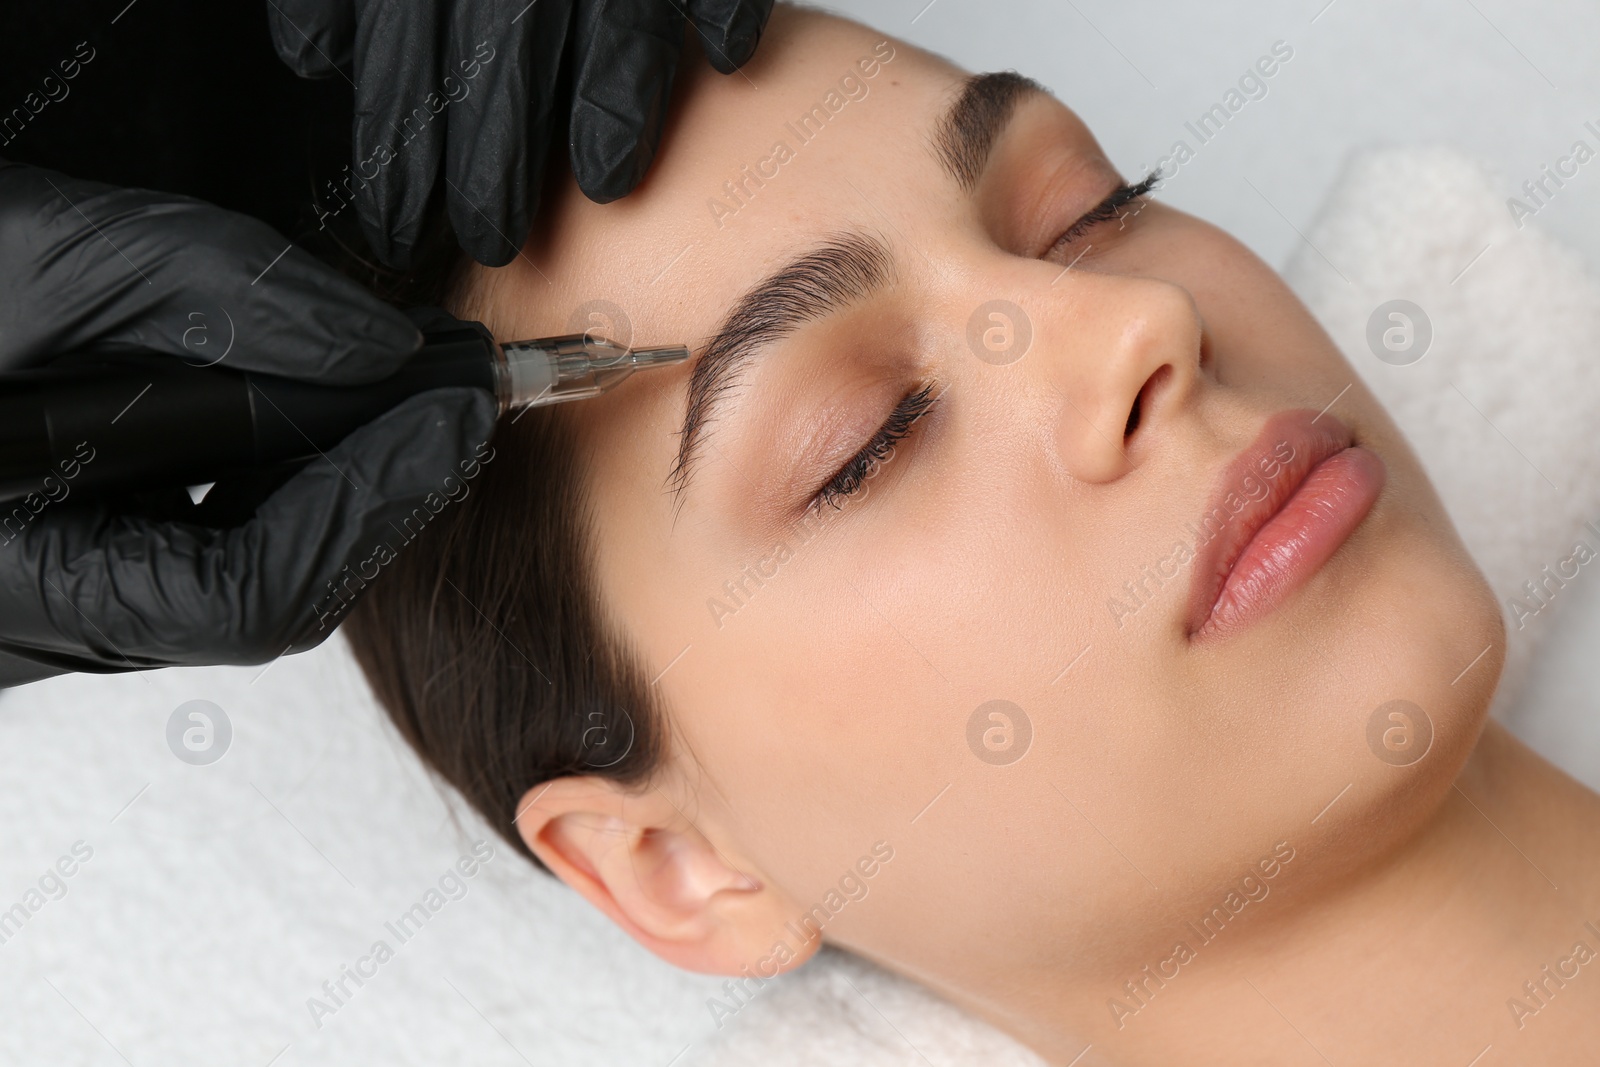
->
[1031, 273, 1203, 484]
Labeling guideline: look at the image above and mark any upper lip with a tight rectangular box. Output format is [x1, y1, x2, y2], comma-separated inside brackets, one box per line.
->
[1185, 408, 1356, 636]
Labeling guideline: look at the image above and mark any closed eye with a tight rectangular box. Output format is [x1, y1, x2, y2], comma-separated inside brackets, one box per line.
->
[1046, 170, 1160, 259]
[812, 383, 940, 511]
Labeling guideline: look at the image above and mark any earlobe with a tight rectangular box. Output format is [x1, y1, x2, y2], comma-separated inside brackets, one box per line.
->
[515, 777, 819, 976]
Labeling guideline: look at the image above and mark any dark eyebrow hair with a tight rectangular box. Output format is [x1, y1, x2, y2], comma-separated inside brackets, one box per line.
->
[665, 71, 1044, 502]
[667, 231, 895, 498]
[932, 70, 1047, 190]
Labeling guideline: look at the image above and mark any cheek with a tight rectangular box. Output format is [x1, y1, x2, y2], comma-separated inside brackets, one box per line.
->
[654, 449, 1165, 875]
[1137, 214, 1355, 382]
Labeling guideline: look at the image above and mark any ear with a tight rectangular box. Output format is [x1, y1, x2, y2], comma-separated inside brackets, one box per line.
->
[515, 776, 820, 977]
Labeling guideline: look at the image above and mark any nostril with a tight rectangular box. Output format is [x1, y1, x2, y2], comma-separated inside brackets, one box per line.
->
[1125, 364, 1171, 440]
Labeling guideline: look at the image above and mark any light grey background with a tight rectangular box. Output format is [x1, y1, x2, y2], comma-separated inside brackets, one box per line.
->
[821, 0, 1600, 785]
[817, 0, 1600, 271]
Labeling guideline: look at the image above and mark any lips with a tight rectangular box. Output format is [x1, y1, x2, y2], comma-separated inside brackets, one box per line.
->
[1186, 408, 1386, 640]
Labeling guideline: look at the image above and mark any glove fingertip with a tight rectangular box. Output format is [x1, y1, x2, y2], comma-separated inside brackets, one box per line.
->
[571, 118, 656, 204]
[447, 196, 525, 268]
[357, 206, 413, 271]
[697, 0, 774, 73]
[570, 6, 682, 204]
[274, 44, 339, 80]
[266, 9, 351, 79]
[371, 302, 427, 353]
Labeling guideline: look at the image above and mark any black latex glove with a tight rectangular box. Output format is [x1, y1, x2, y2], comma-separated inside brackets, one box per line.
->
[0, 161, 499, 688]
[267, 0, 773, 268]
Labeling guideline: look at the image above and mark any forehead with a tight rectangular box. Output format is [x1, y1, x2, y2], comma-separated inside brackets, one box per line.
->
[460, 10, 966, 348]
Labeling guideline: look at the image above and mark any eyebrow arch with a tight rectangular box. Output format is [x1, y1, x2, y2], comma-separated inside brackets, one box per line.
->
[667, 231, 895, 499]
[932, 70, 1047, 191]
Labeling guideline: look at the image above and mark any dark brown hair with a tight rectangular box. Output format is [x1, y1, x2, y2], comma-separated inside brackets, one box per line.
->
[338, 213, 668, 872]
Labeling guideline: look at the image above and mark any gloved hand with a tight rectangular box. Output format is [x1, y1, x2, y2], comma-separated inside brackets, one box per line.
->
[267, 0, 774, 268]
[0, 161, 499, 688]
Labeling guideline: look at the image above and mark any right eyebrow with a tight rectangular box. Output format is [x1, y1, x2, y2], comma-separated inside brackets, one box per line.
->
[666, 230, 896, 499]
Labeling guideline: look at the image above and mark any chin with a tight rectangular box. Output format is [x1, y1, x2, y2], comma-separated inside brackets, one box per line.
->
[1307, 487, 1506, 879]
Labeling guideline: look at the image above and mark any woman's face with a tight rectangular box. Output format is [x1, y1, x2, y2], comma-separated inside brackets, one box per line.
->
[473, 8, 1503, 1004]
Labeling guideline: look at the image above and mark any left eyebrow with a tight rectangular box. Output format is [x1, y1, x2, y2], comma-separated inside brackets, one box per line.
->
[931, 70, 1048, 190]
[666, 70, 1047, 501]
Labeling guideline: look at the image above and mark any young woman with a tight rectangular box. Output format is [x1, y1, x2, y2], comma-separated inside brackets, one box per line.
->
[346, 6, 1600, 1063]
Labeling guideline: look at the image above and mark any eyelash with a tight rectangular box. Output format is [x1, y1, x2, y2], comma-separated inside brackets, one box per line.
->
[813, 383, 939, 510]
[805, 172, 1158, 512]
[1048, 169, 1161, 256]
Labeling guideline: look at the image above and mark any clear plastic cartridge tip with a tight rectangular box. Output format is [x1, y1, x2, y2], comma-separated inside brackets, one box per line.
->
[493, 335, 692, 412]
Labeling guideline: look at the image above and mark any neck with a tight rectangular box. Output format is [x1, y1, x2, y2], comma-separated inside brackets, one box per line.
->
[973, 721, 1600, 1065]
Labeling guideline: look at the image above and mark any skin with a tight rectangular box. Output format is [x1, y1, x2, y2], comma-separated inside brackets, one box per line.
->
[458, 8, 1600, 1064]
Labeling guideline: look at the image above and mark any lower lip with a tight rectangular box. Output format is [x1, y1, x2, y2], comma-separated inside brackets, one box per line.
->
[1195, 446, 1387, 639]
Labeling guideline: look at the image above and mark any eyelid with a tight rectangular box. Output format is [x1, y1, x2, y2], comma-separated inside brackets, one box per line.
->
[1045, 169, 1160, 259]
[809, 382, 940, 511]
